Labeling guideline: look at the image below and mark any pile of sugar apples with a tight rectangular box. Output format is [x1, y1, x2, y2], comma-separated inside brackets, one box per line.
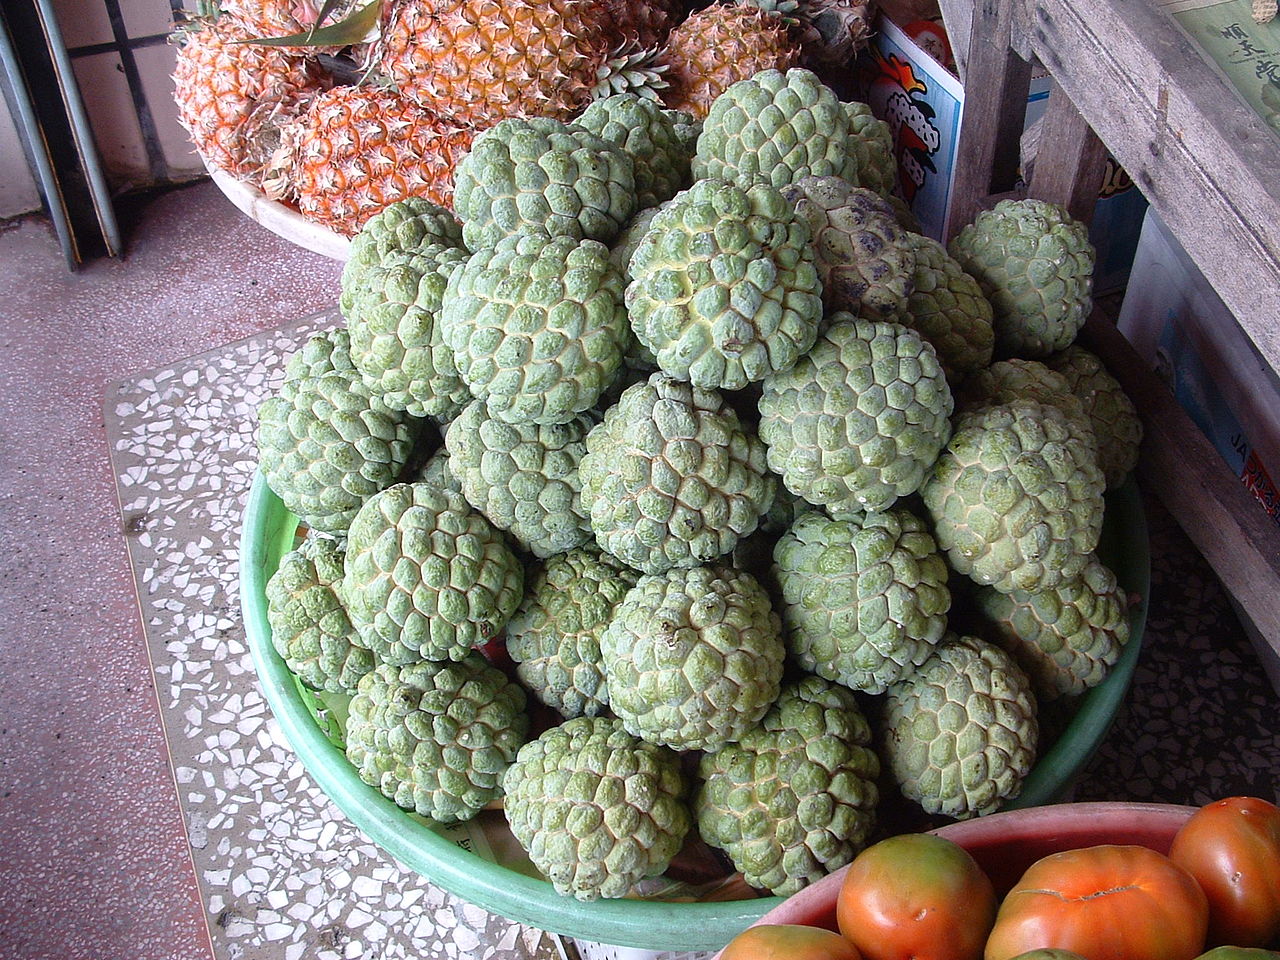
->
[256, 65, 1143, 903]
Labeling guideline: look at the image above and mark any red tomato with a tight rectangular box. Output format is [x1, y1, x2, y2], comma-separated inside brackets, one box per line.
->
[836, 833, 997, 960]
[1168, 796, 1280, 947]
[984, 844, 1209, 960]
[720, 923, 862, 960]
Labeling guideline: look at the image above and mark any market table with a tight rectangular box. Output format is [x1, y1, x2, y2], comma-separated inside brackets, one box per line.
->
[106, 309, 1280, 960]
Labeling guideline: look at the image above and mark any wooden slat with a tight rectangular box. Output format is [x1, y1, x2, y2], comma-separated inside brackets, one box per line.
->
[1026, 78, 1110, 227]
[1077, 312, 1280, 663]
[1016, 0, 1280, 385]
[935, 0, 973, 78]
[946, 0, 1034, 240]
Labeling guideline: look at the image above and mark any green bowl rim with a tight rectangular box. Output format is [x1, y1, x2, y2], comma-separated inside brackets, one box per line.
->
[238, 472, 1149, 951]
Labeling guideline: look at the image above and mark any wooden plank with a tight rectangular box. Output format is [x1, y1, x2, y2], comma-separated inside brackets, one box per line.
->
[946, 0, 1034, 240]
[1026, 78, 1110, 227]
[935, 0, 973, 78]
[1077, 312, 1280, 665]
[1017, 0, 1280, 382]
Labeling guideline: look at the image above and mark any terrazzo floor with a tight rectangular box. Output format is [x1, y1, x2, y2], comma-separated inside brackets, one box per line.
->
[1, 181, 1277, 960]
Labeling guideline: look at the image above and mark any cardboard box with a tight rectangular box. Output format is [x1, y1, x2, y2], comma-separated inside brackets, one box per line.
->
[855, 15, 1148, 293]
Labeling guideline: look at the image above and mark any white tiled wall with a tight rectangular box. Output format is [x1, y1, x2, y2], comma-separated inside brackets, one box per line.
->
[1, 0, 204, 220]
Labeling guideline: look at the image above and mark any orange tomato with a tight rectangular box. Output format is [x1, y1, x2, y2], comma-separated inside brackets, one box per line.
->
[984, 844, 1209, 960]
[720, 923, 862, 960]
[836, 833, 997, 960]
[1168, 796, 1280, 947]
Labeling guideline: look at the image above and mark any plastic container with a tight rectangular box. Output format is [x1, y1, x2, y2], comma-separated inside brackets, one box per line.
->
[207, 163, 351, 262]
[239, 474, 1149, 952]
[721, 801, 1197, 944]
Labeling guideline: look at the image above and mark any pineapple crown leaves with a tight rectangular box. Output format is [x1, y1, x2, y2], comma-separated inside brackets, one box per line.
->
[236, 0, 382, 48]
[591, 44, 670, 102]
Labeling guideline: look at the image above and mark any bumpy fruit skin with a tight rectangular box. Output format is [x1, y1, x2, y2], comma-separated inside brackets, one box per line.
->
[451, 117, 636, 251]
[625, 177, 823, 391]
[958, 359, 1096, 449]
[601, 564, 784, 751]
[900, 232, 995, 384]
[881, 634, 1039, 819]
[343, 483, 524, 664]
[843, 101, 898, 198]
[657, 5, 802, 120]
[505, 546, 639, 718]
[273, 85, 475, 237]
[977, 555, 1130, 702]
[441, 233, 629, 426]
[345, 654, 528, 823]
[502, 716, 691, 900]
[948, 198, 1095, 359]
[265, 536, 374, 693]
[377, 0, 611, 127]
[693, 68, 861, 188]
[444, 400, 594, 558]
[773, 508, 951, 695]
[782, 177, 916, 321]
[340, 198, 472, 421]
[759, 317, 954, 516]
[1047, 345, 1142, 489]
[921, 399, 1105, 594]
[257, 339, 417, 536]
[574, 95, 696, 211]
[697, 676, 880, 896]
[409, 447, 462, 494]
[579, 372, 776, 574]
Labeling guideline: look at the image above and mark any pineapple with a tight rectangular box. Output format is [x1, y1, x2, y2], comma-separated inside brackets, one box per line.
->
[376, 0, 615, 127]
[600, 0, 684, 50]
[266, 84, 475, 236]
[737, 0, 873, 70]
[657, 4, 803, 119]
[171, 15, 329, 183]
[218, 0, 363, 40]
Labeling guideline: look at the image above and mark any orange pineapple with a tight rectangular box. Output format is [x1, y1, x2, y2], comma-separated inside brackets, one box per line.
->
[600, 0, 684, 51]
[657, 4, 803, 119]
[376, 0, 615, 127]
[267, 85, 475, 236]
[172, 16, 329, 182]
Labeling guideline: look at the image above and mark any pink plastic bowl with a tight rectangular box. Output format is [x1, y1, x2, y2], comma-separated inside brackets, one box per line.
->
[726, 802, 1198, 943]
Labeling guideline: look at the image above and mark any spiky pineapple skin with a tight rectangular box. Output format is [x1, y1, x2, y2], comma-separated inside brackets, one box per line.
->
[274, 85, 475, 237]
[378, 0, 612, 127]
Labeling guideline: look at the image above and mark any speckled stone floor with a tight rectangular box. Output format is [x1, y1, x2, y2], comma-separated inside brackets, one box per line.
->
[2, 180, 1277, 960]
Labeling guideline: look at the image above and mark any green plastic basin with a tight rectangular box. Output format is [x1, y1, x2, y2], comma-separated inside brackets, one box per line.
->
[239, 472, 1149, 952]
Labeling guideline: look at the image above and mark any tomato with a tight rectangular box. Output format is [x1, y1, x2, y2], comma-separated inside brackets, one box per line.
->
[984, 844, 1209, 960]
[720, 923, 862, 960]
[836, 833, 997, 960]
[1168, 796, 1280, 947]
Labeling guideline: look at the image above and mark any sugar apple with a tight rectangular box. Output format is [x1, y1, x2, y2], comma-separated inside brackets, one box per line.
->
[257, 337, 418, 535]
[346, 654, 529, 823]
[958, 359, 1093, 436]
[1046, 345, 1142, 489]
[284, 326, 358, 379]
[781, 176, 916, 321]
[772, 508, 951, 695]
[921, 399, 1105, 594]
[625, 176, 823, 390]
[948, 198, 1095, 359]
[502, 716, 691, 900]
[758, 317, 954, 516]
[340, 198, 472, 420]
[444, 400, 594, 558]
[880, 633, 1039, 819]
[452, 116, 637, 250]
[265, 535, 374, 693]
[696, 675, 880, 896]
[440, 232, 629, 425]
[343, 482, 524, 663]
[899, 232, 995, 384]
[578, 372, 776, 574]
[505, 546, 639, 719]
[842, 101, 898, 198]
[408, 446, 462, 494]
[692, 68, 860, 187]
[976, 554, 1130, 702]
[574, 94, 695, 210]
[600, 564, 785, 752]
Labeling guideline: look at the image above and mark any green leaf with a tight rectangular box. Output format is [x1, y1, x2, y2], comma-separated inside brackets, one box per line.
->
[238, 0, 383, 47]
